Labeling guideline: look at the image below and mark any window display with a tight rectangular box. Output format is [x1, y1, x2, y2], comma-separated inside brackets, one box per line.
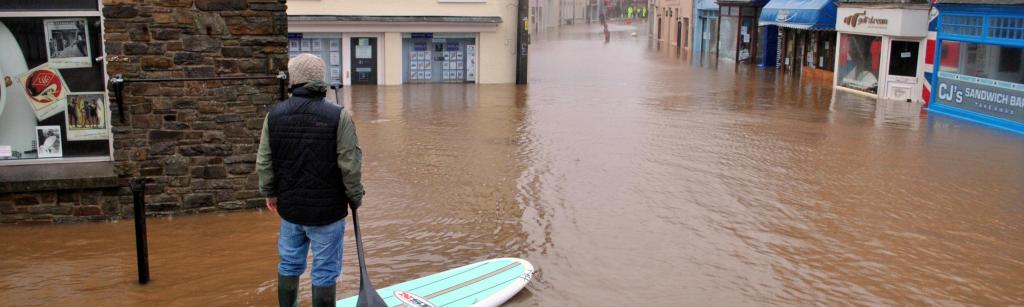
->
[1, 14, 110, 162]
[837, 34, 881, 94]
[943, 42, 1024, 83]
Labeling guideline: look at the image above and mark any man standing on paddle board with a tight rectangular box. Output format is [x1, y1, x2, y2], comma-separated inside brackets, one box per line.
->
[256, 53, 365, 307]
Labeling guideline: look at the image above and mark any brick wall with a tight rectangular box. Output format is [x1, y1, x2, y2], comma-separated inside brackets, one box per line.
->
[0, 0, 288, 224]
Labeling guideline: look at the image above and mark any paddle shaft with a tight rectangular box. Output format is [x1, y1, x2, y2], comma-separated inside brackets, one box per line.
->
[352, 209, 387, 307]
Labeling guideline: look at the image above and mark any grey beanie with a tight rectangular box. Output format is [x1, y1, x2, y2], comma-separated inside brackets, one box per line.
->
[288, 53, 326, 85]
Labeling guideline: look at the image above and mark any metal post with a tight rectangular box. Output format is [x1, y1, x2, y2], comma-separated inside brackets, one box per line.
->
[130, 178, 150, 285]
[516, 0, 530, 84]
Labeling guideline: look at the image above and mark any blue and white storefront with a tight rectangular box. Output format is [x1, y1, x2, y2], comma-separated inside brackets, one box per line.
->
[931, 3, 1024, 134]
[692, 0, 720, 61]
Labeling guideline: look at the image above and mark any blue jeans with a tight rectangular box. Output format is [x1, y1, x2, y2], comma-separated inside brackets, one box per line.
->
[278, 218, 345, 287]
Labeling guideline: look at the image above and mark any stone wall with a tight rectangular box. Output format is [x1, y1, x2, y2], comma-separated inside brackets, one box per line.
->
[0, 0, 288, 224]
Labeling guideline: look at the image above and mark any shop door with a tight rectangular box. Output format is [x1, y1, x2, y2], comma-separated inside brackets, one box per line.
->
[885, 40, 920, 102]
[351, 37, 377, 85]
[676, 21, 682, 52]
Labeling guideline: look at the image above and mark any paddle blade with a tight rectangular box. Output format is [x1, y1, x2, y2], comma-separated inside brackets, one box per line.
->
[355, 286, 387, 307]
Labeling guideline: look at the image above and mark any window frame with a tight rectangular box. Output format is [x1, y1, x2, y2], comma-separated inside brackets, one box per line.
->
[0, 0, 113, 166]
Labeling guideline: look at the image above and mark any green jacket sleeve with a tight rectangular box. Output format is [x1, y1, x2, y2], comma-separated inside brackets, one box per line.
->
[255, 115, 275, 197]
[337, 109, 365, 204]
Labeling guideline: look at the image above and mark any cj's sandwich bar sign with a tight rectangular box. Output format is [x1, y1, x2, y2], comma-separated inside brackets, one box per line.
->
[934, 72, 1024, 123]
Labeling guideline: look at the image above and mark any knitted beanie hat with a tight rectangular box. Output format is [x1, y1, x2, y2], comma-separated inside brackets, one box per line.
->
[288, 53, 326, 85]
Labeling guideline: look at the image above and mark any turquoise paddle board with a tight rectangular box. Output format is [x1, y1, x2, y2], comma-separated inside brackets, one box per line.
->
[336, 258, 534, 307]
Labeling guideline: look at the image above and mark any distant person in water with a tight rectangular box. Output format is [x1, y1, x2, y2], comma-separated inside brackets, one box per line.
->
[256, 53, 365, 307]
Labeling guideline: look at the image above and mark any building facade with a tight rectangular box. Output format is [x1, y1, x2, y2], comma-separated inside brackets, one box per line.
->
[288, 0, 519, 85]
[0, 0, 289, 223]
[654, 0, 695, 55]
[833, 0, 931, 102]
[693, 0, 720, 60]
[716, 0, 770, 64]
[929, 0, 1024, 133]
[759, 0, 837, 80]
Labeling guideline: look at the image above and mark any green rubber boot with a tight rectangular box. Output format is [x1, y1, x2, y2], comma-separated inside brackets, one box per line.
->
[312, 284, 337, 307]
[278, 274, 299, 307]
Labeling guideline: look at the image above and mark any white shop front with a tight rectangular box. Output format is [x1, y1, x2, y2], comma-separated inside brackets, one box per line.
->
[834, 6, 930, 102]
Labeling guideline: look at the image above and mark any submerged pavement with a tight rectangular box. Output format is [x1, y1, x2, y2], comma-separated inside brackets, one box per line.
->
[1, 22, 1023, 306]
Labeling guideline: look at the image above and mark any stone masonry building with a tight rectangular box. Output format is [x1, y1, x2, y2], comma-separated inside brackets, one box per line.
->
[0, 0, 289, 223]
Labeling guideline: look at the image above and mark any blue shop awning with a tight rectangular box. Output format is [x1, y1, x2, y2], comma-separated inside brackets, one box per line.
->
[758, 0, 837, 30]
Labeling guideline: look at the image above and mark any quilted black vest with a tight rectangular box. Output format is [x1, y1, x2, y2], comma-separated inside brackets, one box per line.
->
[267, 86, 349, 226]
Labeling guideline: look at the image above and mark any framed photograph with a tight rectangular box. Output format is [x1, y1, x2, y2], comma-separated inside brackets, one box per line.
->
[416, 71, 424, 79]
[289, 39, 300, 51]
[458, 71, 464, 79]
[423, 71, 432, 79]
[329, 39, 340, 51]
[311, 39, 322, 52]
[443, 62, 450, 70]
[443, 71, 450, 80]
[64, 93, 107, 141]
[409, 70, 417, 80]
[458, 61, 464, 70]
[425, 61, 432, 70]
[457, 52, 463, 60]
[19, 64, 68, 121]
[300, 39, 311, 51]
[35, 126, 62, 158]
[44, 18, 91, 69]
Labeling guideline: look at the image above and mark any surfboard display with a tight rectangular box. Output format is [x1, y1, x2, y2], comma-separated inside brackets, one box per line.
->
[337, 258, 534, 307]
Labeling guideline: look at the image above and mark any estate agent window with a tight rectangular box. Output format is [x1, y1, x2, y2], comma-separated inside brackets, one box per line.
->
[837, 33, 881, 94]
[0, 1, 110, 164]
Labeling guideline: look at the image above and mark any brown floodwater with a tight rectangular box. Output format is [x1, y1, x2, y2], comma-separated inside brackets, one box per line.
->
[2, 23, 1023, 306]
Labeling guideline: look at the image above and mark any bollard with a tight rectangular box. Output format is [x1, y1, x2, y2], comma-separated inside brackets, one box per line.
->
[129, 178, 150, 285]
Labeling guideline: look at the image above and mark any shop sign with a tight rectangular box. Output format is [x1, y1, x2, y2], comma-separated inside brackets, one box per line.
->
[412, 33, 433, 39]
[836, 8, 928, 37]
[935, 72, 1024, 123]
[287, 33, 303, 39]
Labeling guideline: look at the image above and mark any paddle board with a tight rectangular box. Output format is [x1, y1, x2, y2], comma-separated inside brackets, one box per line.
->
[336, 258, 534, 307]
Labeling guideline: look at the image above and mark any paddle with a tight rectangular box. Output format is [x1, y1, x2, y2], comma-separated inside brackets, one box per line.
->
[352, 208, 387, 307]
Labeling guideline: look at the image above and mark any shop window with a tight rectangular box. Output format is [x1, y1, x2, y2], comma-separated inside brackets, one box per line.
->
[989, 16, 1024, 40]
[1, 9, 110, 163]
[946, 42, 1024, 83]
[288, 35, 343, 83]
[889, 41, 919, 77]
[941, 15, 984, 37]
[837, 33, 881, 94]
[719, 17, 737, 60]
[938, 41, 961, 73]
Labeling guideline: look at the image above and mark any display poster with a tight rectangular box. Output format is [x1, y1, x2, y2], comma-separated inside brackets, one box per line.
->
[64, 93, 107, 141]
[44, 18, 91, 69]
[35, 125, 62, 158]
[465, 45, 476, 82]
[0, 145, 11, 158]
[311, 39, 322, 52]
[935, 72, 1024, 124]
[329, 68, 339, 81]
[355, 45, 372, 59]
[329, 40, 340, 52]
[289, 39, 299, 51]
[300, 39, 310, 51]
[424, 71, 432, 79]
[19, 64, 68, 121]
[330, 52, 340, 65]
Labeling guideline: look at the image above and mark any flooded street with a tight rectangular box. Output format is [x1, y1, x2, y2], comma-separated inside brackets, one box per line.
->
[3, 23, 1024, 306]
